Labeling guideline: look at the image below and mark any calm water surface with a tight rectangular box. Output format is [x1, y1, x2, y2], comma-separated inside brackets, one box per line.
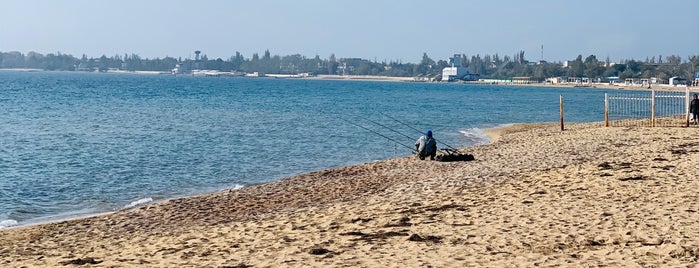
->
[0, 71, 617, 228]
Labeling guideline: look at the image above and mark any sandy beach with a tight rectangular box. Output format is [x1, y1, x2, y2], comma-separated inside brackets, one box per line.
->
[2, 122, 699, 267]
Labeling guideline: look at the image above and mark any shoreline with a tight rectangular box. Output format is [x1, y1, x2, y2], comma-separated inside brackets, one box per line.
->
[4, 121, 699, 266]
[3, 69, 696, 92]
[0, 123, 504, 231]
[500, 82, 697, 92]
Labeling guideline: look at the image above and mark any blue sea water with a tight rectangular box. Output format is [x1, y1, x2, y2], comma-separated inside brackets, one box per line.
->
[0, 71, 617, 228]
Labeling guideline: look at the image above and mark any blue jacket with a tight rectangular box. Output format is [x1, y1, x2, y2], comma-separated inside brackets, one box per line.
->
[415, 135, 437, 154]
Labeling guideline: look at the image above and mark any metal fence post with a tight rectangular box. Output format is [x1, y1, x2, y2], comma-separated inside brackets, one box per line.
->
[686, 87, 691, 127]
[604, 93, 609, 127]
[651, 90, 656, 127]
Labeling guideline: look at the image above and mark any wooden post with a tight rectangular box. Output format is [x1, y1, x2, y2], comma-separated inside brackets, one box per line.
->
[605, 93, 609, 127]
[560, 95, 564, 131]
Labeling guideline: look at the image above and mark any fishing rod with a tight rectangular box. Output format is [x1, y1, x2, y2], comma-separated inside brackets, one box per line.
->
[338, 116, 417, 153]
[352, 115, 415, 142]
[378, 111, 460, 151]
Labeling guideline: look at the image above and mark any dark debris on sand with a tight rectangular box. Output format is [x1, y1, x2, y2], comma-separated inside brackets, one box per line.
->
[407, 234, 443, 243]
[221, 264, 252, 268]
[309, 248, 331, 255]
[339, 231, 409, 242]
[58, 257, 102, 266]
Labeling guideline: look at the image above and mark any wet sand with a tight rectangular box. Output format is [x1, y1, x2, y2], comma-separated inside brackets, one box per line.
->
[2, 122, 699, 267]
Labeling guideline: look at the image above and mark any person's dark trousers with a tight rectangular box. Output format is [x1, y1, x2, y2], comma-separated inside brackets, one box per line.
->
[419, 151, 436, 160]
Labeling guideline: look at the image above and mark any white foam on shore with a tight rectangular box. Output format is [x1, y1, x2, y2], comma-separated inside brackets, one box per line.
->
[0, 219, 18, 230]
[124, 197, 154, 209]
[459, 127, 491, 145]
[231, 184, 244, 190]
[1, 185, 249, 230]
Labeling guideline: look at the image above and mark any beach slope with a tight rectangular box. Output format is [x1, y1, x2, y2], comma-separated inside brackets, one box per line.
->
[2, 122, 699, 267]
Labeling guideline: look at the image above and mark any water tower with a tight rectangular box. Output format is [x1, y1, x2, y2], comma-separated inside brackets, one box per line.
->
[194, 50, 201, 69]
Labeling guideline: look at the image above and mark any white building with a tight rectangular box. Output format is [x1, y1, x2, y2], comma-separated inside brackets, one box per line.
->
[669, 76, 687, 86]
[441, 54, 470, 82]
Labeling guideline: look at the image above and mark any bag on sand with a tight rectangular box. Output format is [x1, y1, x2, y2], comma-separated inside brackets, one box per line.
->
[436, 153, 475, 162]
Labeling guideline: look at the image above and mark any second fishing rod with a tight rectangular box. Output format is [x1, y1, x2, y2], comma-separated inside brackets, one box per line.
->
[377, 111, 460, 151]
[338, 116, 418, 154]
[351, 114, 415, 143]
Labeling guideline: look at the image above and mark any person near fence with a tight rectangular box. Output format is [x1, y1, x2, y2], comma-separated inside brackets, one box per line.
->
[691, 94, 699, 125]
[415, 130, 437, 160]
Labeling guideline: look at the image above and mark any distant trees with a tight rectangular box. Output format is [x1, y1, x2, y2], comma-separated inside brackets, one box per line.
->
[229, 52, 245, 70]
[414, 53, 436, 75]
[583, 55, 605, 78]
[1, 50, 698, 83]
[1, 51, 27, 68]
[327, 54, 338, 75]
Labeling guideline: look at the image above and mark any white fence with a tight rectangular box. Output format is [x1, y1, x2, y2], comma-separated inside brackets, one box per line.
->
[605, 89, 690, 127]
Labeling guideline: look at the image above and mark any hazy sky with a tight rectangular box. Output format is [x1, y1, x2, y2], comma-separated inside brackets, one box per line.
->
[2, 0, 697, 63]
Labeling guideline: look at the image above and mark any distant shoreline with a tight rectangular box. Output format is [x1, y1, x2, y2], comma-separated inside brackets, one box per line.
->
[2, 68, 695, 92]
[309, 74, 415, 82]
[0, 68, 43, 72]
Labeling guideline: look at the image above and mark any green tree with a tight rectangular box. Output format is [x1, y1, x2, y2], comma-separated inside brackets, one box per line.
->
[416, 52, 435, 75]
[230, 52, 244, 70]
[568, 55, 584, 77]
[327, 54, 337, 75]
[583, 55, 604, 78]
[25, 51, 45, 69]
[1, 51, 25, 68]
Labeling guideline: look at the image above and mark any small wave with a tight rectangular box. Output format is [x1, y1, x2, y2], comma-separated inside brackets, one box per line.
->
[231, 184, 244, 190]
[124, 197, 153, 209]
[459, 128, 491, 145]
[0, 219, 18, 230]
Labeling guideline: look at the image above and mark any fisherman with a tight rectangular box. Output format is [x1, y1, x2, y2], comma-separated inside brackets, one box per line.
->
[415, 130, 437, 160]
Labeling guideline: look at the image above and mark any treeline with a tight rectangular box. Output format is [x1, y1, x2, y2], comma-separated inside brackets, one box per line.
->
[1, 50, 698, 81]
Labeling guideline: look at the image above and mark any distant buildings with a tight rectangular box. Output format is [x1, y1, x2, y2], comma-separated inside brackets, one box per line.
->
[441, 54, 478, 82]
[171, 63, 185, 74]
[669, 76, 686, 86]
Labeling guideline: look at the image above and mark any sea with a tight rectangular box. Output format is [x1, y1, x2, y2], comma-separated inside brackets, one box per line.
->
[0, 71, 621, 229]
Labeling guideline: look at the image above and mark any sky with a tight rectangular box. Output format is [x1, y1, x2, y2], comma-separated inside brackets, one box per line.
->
[2, 0, 698, 64]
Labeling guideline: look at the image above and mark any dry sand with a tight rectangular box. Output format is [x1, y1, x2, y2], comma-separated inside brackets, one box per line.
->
[3, 122, 699, 267]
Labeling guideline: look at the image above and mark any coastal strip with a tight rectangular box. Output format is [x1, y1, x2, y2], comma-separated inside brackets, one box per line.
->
[2, 122, 699, 267]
